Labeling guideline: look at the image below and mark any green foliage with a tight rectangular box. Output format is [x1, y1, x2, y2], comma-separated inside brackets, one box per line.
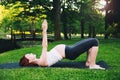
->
[106, 23, 120, 37]
[61, 0, 105, 36]
[0, 1, 47, 34]
[0, 39, 120, 80]
[105, 0, 120, 38]
[0, 2, 24, 33]
[0, 0, 106, 38]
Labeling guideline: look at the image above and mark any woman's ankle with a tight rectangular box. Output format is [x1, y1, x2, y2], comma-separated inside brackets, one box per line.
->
[86, 61, 97, 67]
[85, 61, 90, 66]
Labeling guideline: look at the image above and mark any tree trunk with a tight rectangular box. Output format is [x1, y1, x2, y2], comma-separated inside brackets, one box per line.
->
[104, 0, 109, 39]
[20, 28, 24, 40]
[81, 19, 84, 38]
[53, 0, 61, 40]
[63, 24, 68, 39]
[105, 18, 109, 39]
[11, 26, 13, 41]
[88, 25, 92, 37]
[80, 0, 85, 38]
[31, 20, 35, 39]
[68, 26, 72, 39]
[62, 7, 68, 40]
[92, 26, 96, 38]
[23, 31, 26, 39]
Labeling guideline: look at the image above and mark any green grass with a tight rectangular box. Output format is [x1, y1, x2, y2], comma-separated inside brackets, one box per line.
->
[0, 38, 120, 80]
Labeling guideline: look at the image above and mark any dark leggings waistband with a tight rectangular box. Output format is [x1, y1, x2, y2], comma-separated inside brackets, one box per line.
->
[65, 38, 99, 60]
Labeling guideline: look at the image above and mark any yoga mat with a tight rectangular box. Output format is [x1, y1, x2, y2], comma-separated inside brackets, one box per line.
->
[0, 61, 109, 69]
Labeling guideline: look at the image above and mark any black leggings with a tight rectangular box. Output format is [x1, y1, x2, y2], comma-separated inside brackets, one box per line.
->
[65, 38, 99, 60]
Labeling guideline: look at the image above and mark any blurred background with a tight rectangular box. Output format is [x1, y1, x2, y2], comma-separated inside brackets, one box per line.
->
[0, 0, 120, 53]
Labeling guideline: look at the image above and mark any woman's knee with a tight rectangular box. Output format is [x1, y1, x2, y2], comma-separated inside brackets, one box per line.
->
[91, 38, 99, 46]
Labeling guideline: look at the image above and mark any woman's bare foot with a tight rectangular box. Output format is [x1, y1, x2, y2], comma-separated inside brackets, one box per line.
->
[89, 65, 105, 70]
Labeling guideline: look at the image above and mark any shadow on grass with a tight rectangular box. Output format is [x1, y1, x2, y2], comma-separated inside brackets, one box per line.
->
[0, 39, 20, 53]
[0, 38, 54, 53]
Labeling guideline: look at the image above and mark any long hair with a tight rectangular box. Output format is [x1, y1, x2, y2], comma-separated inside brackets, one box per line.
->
[19, 55, 38, 66]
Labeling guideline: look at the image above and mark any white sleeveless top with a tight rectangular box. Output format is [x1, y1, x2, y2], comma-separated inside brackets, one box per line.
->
[46, 48, 63, 66]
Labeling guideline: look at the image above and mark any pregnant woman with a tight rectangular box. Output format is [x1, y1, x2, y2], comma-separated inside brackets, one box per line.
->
[19, 19, 105, 69]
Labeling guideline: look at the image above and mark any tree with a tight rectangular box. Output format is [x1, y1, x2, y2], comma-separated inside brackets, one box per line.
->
[0, 0, 106, 40]
[61, 0, 105, 39]
[105, 0, 120, 38]
[61, 7, 69, 39]
[104, 0, 109, 39]
[53, 0, 61, 40]
[0, 0, 47, 40]
[1, 0, 62, 40]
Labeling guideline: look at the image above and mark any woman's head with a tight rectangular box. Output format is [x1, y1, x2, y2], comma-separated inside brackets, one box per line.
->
[19, 53, 38, 66]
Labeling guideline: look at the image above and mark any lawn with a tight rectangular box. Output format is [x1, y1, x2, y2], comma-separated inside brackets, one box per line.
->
[0, 38, 120, 80]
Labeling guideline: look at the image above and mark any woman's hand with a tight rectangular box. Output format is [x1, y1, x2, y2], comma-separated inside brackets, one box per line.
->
[42, 19, 48, 31]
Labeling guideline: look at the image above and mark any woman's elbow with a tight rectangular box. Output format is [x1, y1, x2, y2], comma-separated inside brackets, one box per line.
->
[40, 62, 48, 67]
[39, 59, 48, 67]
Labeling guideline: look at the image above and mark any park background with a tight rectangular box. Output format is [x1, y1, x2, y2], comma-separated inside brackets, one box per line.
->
[0, 0, 120, 80]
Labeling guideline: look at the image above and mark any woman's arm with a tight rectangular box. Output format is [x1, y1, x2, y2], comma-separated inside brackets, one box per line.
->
[39, 19, 48, 66]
